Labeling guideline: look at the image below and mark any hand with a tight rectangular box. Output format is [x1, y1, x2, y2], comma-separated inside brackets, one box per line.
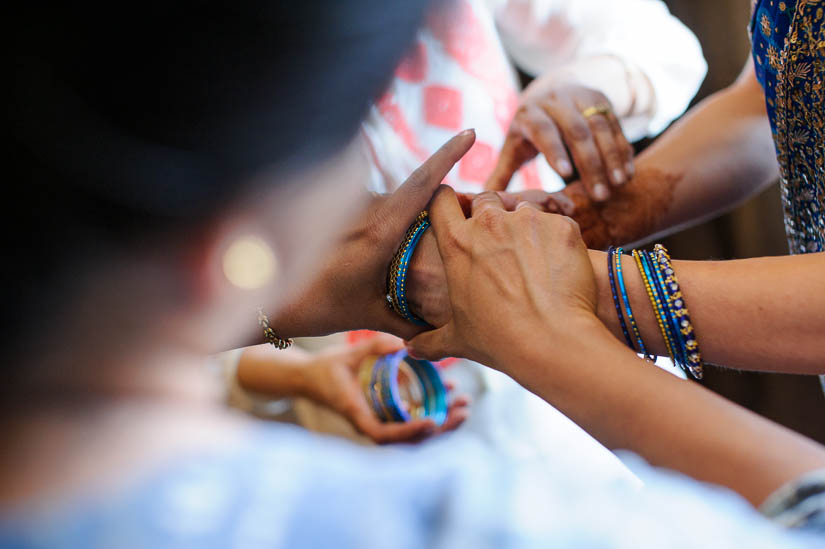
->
[496, 168, 674, 250]
[486, 80, 634, 202]
[273, 130, 476, 341]
[304, 335, 470, 444]
[406, 188, 599, 374]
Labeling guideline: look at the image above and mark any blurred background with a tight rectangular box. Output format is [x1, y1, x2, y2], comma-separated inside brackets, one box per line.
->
[657, 0, 825, 444]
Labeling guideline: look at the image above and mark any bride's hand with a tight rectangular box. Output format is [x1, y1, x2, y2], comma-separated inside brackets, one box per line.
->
[406, 187, 599, 372]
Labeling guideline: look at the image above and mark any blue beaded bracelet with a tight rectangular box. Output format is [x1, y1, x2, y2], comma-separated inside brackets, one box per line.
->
[387, 212, 430, 326]
[607, 246, 636, 351]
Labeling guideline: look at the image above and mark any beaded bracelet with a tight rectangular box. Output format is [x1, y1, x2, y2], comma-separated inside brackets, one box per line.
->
[647, 250, 689, 373]
[607, 246, 636, 351]
[633, 249, 678, 362]
[257, 308, 293, 349]
[387, 211, 430, 326]
[615, 248, 655, 361]
[654, 244, 704, 380]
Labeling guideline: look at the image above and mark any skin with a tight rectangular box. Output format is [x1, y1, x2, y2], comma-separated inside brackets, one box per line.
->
[235, 335, 469, 444]
[1, 133, 477, 508]
[487, 55, 642, 201]
[404, 187, 825, 507]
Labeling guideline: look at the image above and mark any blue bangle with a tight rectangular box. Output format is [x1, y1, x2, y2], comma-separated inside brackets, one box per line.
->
[654, 244, 704, 380]
[394, 219, 430, 325]
[607, 246, 636, 351]
[615, 248, 655, 361]
[639, 250, 681, 365]
[360, 350, 448, 426]
[647, 251, 689, 373]
[387, 212, 430, 326]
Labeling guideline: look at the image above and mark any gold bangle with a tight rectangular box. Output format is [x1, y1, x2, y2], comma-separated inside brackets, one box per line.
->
[632, 250, 676, 361]
[581, 104, 612, 119]
[386, 211, 429, 322]
[257, 308, 293, 349]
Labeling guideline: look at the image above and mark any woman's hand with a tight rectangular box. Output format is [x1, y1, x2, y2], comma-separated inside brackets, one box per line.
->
[272, 131, 476, 341]
[406, 187, 600, 373]
[302, 335, 470, 444]
[485, 80, 634, 202]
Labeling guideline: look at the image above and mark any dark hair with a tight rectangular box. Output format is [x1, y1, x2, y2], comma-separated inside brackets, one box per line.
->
[4, 1, 431, 354]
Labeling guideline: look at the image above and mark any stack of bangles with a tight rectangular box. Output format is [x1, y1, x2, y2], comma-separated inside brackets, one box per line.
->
[387, 211, 431, 326]
[607, 243, 704, 380]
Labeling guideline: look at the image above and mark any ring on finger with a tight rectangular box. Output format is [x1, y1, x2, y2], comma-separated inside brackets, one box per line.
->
[581, 104, 612, 119]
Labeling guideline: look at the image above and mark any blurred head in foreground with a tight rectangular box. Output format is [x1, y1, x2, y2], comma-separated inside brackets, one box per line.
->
[4, 1, 429, 383]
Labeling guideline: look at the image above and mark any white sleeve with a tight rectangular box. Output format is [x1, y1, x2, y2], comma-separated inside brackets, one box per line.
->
[489, 0, 708, 138]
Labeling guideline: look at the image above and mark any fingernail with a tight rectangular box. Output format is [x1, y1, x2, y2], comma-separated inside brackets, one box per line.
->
[557, 159, 573, 176]
[611, 168, 626, 185]
[626, 162, 635, 178]
[593, 183, 609, 201]
[460, 128, 476, 137]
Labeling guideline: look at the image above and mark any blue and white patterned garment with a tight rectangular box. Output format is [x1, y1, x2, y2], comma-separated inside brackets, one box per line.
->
[1, 421, 823, 549]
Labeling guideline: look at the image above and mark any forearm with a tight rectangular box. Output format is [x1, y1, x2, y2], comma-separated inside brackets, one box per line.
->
[616, 66, 777, 243]
[590, 250, 825, 374]
[235, 344, 314, 397]
[507, 321, 825, 506]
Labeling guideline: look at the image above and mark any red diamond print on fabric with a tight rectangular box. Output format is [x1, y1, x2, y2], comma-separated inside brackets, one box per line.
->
[424, 85, 463, 130]
[459, 141, 497, 183]
[428, 0, 508, 85]
[396, 40, 428, 83]
[377, 94, 428, 159]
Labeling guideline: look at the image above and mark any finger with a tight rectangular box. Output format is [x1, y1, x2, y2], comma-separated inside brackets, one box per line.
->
[604, 110, 635, 178]
[546, 189, 576, 216]
[389, 129, 476, 222]
[496, 190, 552, 211]
[515, 200, 543, 212]
[406, 326, 455, 362]
[438, 406, 470, 433]
[348, 333, 405, 363]
[347, 401, 432, 443]
[544, 102, 609, 202]
[372, 419, 437, 444]
[485, 132, 537, 191]
[428, 184, 466, 246]
[587, 112, 628, 187]
[470, 191, 505, 217]
[519, 104, 573, 178]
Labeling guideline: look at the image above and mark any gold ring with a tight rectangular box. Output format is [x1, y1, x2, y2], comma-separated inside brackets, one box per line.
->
[581, 104, 612, 119]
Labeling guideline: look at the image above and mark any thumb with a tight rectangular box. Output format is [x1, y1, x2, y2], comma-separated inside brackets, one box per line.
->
[406, 326, 456, 362]
[348, 333, 405, 363]
[387, 129, 476, 223]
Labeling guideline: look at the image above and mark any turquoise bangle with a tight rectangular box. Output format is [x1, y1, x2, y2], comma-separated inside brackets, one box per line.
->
[393, 218, 430, 326]
[639, 251, 680, 363]
[615, 248, 655, 361]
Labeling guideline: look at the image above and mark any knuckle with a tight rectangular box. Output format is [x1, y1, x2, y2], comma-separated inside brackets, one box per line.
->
[568, 121, 592, 143]
[583, 153, 604, 173]
[476, 208, 503, 231]
[589, 116, 611, 132]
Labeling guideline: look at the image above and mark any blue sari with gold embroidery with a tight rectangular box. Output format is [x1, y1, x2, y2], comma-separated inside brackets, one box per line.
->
[750, 0, 825, 254]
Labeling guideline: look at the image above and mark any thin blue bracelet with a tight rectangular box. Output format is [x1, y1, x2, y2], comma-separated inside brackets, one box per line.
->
[615, 248, 655, 361]
[607, 246, 635, 351]
[639, 251, 680, 366]
[393, 219, 430, 326]
[644, 251, 688, 374]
